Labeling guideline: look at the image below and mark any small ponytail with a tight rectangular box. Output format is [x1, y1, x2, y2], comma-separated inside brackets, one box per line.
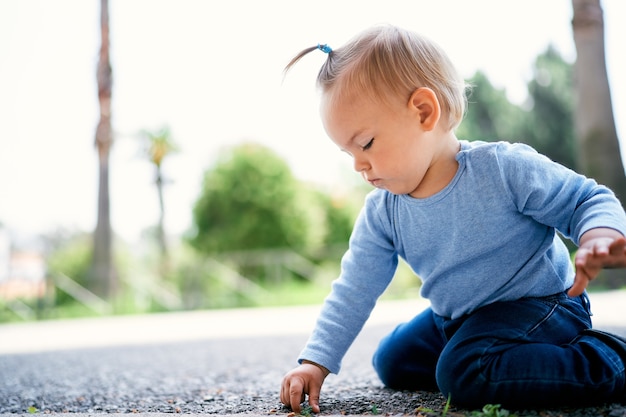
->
[283, 43, 333, 75]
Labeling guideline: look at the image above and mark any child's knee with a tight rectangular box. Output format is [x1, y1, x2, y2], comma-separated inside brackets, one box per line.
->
[372, 337, 404, 388]
[372, 337, 438, 391]
[435, 350, 487, 407]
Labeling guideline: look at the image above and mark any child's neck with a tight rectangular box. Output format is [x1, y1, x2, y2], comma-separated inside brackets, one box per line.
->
[410, 133, 460, 199]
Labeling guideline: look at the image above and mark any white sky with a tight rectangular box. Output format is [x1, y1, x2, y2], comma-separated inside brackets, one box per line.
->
[0, 0, 624, 244]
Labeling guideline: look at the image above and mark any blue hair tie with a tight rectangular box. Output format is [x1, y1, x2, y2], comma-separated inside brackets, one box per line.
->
[317, 43, 332, 54]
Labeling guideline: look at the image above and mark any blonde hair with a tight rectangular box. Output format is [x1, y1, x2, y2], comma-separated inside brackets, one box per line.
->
[285, 25, 468, 131]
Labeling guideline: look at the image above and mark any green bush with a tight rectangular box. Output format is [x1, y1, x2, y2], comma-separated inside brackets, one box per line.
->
[45, 233, 92, 306]
[189, 143, 321, 254]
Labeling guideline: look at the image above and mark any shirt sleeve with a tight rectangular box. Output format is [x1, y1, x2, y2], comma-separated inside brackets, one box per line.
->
[495, 142, 626, 244]
[297, 191, 399, 374]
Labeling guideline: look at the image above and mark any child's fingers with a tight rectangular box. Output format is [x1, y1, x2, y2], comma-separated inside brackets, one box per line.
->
[608, 237, 626, 262]
[570, 249, 594, 297]
[574, 247, 594, 270]
[307, 385, 322, 413]
[281, 376, 305, 413]
[570, 236, 626, 298]
[567, 272, 589, 297]
[290, 383, 305, 414]
[577, 237, 626, 270]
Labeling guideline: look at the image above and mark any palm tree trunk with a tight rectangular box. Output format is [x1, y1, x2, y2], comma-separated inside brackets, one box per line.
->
[156, 168, 169, 273]
[90, 0, 117, 299]
[572, 0, 626, 289]
[156, 166, 168, 259]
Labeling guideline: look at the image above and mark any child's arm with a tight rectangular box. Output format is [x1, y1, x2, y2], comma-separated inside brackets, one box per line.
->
[280, 360, 330, 414]
[568, 228, 626, 296]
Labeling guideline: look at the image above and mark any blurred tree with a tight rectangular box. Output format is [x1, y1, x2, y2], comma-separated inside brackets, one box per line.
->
[138, 126, 179, 270]
[46, 232, 92, 306]
[519, 46, 577, 170]
[457, 70, 523, 142]
[89, 0, 117, 299]
[572, 0, 626, 288]
[316, 191, 355, 247]
[189, 143, 324, 256]
[572, 0, 626, 192]
[460, 48, 577, 171]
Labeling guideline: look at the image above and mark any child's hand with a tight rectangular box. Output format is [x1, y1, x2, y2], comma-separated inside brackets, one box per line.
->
[280, 361, 329, 414]
[568, 228, 626, 297]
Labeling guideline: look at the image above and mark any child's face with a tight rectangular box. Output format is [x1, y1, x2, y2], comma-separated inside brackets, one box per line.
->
[321, 90, 452, 198]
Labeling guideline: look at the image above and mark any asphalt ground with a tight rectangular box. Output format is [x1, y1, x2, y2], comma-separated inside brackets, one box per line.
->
[1, 291, 625, 416]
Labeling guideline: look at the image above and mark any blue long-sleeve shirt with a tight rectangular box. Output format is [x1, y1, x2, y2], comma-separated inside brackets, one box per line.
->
[299, 140, 626, 374]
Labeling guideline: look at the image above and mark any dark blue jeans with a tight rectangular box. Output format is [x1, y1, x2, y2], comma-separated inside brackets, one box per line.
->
[372, 292, 625, 408]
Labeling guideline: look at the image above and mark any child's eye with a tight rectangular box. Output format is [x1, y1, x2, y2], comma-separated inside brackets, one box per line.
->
[362, 139, 374, 150]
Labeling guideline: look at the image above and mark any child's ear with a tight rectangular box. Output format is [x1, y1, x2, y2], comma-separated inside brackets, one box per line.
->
[407, 87, 441, 131]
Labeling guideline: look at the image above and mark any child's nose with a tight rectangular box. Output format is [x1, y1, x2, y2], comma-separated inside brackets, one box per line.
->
[353, 156, 369, 172]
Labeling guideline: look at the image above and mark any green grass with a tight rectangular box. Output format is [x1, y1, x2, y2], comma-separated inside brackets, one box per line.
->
[0, 263, 424, 323]
[257, 279, 331, 307]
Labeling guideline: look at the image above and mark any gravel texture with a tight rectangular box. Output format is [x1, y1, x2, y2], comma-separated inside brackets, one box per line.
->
[1, 322, 626, 416]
